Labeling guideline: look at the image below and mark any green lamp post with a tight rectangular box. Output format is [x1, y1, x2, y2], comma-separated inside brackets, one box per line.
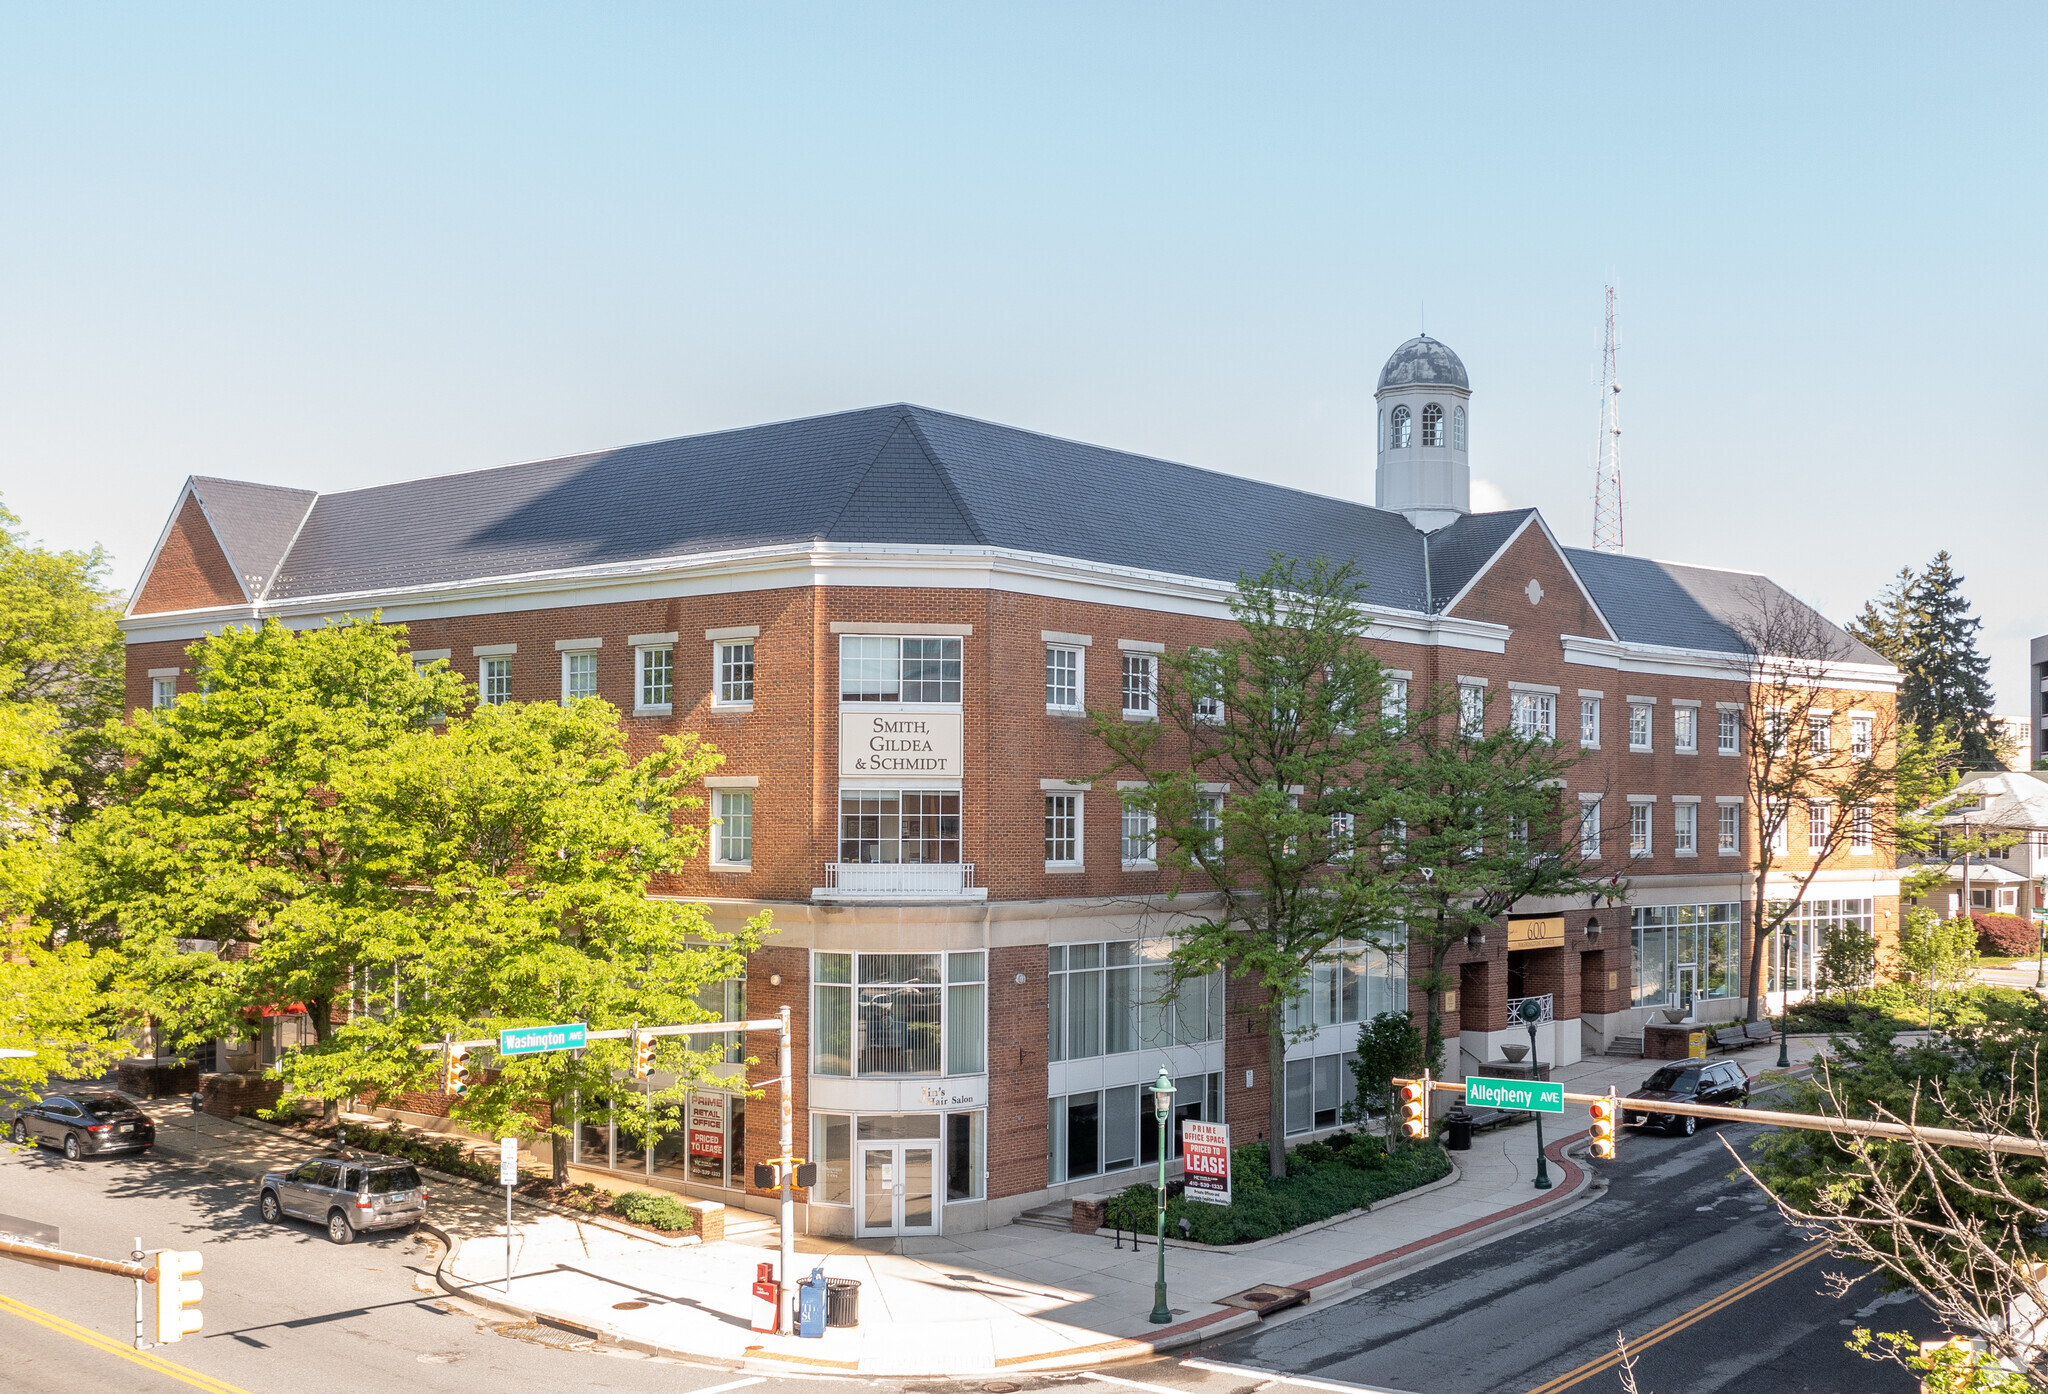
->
[1148, 1067, 1177, 1324]
[1517, 998, 1552, 1190]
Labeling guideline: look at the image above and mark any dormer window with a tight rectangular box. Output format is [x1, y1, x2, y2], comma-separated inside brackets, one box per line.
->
[1454, 406, 1466, 449]
[1389, 405, 1411, 448]
[1421, 403, 1444, 447]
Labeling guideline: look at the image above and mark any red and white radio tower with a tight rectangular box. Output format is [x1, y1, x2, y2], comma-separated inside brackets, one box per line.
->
[1591, 284, 1624, 553]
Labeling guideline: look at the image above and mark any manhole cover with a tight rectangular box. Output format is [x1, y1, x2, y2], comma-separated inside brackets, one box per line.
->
[983, 1384, 1020, 1393]
[612, 1300, 649, 1310]
[1218, 1284, 1309, 1317]
[494, 1322, 594, 1349]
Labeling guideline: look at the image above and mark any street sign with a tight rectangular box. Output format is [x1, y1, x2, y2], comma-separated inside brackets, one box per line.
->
[498, 1137, 518, 1186]
[498, 1022, 587, 1056]
[1465, 1076, 1565, 1114]
[1182, 1121, 1231, 1206]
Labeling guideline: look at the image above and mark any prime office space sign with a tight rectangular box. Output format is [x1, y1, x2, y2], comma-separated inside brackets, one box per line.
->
[839, 711, 964, 777]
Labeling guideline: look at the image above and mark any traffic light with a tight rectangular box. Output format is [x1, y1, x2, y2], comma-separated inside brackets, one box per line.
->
[443, 1046, 469, 1096]
[631, 1030, 655, 1080]
[153, 1249, 203, 1343]
[1589, 1093, 1617, 1160]
[1397, 1080, 1428, 1140]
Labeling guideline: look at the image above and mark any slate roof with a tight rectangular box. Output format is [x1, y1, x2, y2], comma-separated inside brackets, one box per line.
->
[1564, 549, 1887, 664]
[139, 403, 1872, 669]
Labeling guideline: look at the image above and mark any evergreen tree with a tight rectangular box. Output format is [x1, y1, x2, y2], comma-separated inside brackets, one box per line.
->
[1898, 552, 1999, 768]
[1847, 565, 1917, 667]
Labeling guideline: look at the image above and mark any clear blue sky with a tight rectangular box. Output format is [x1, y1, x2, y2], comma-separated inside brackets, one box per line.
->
[3, 6, 2041, 703]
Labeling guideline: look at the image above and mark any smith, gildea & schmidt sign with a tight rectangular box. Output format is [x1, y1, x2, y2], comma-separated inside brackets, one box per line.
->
[838, 711, 964, 777]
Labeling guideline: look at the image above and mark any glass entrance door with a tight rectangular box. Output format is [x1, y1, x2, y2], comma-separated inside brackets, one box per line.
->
[857, 1142, 937, 1237]
[1677, 963, 1700, 1016]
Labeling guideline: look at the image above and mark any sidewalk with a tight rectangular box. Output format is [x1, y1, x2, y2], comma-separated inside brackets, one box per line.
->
[133, 1036, 1826, 1376]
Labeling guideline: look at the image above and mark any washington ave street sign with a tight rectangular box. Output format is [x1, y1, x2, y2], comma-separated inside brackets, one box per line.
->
[1466, 1076, 1564, 1114]
[498, 1022, 588, 1056]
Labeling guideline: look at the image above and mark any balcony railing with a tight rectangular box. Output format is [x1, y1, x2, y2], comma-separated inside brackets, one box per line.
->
[816, 862, 983, 899]
[1504, 992, 1554, 1028]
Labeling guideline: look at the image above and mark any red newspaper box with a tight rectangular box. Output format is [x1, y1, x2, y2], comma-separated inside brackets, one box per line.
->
[750, 1261, 780, 1333]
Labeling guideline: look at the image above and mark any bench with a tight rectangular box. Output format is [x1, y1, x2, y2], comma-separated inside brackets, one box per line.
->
[1450, 1107, 1524, 1134]
[1745, 1020, 1776, 1044]
[1711, 1026, 1748, 1053]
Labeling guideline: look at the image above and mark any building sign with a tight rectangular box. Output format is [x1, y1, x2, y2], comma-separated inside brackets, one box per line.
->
[1182, 1121, 1231, 1206]
[1506, 916, 1565, 950]
[688, 1095, 726, 1162]
[839, 711, 964, 777]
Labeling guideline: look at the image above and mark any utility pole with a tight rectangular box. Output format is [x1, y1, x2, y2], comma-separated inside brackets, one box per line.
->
[1591, 284, 1624, 554]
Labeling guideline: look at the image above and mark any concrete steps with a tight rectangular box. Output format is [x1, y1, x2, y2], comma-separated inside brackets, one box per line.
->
[1604, 1035, 1644, 1057]
[1013, 1202, 1072, 1233]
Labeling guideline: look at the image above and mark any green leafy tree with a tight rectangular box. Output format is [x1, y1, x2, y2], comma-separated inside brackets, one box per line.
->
[1380, 686, 1604, 1068]
[1814, 919, 1879, 1004]
[1896, 909, 1981, 1022]
[1847, 564, 1918, 667]
[1093, 555, 1413, 1178]
[1345, 1010, 1425, 1138]
[1899, 553, 2001, 770]
[0, 934, 133, 1098]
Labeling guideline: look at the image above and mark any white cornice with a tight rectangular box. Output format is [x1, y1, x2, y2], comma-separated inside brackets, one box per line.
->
[119, 541, 1513, 655]
[1561, 634, 1899, 692]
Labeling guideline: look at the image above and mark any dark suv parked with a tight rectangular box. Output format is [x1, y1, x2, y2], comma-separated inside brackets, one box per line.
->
[257, 1152, 428, 1244]
[1624, 1060, 1750, 1137]
[10, 1094, 156, 1160]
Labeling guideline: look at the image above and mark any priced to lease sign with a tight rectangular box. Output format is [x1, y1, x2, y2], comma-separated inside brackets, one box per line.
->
[1181, 1120, 1231, 1206]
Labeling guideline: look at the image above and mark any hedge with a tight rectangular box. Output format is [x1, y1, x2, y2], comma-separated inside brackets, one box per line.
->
[615, 1191, 695, 1233]
[1102, 1132, 1450, 1245]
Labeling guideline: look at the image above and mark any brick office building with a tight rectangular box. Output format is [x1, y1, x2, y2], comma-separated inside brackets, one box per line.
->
[120, 336, 1900, 1236]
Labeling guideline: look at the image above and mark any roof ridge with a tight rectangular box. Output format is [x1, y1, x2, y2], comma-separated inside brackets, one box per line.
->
[896, 411, 989, 545]
[820, 411, 934, 541]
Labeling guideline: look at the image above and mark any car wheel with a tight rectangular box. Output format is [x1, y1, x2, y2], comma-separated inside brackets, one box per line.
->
[63, 1133, 81, 1161]
[327, 1210, 354, 1245]
[260, 1190, 282, 1223]
[1680, 1114, 1698, 1138]
[8, 1120, 25, 1145]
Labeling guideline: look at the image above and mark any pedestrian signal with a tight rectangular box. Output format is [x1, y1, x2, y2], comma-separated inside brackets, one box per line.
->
[444, 1046, 469, 1096]
[632, 1030, 656, 1080]
[1397, 1080, 1428, 1140]
[153, 1249, 204, 1343]
[1589, 1095, 1617, 1160]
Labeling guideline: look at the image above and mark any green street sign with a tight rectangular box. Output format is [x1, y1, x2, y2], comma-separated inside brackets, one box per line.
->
[498, 1022, 587, 1056]
[1466, 1076, 1564, 1114]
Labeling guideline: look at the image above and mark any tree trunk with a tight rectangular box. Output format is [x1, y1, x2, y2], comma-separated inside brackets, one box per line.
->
[1267, 1003, 1288, 1180]
[307, 995, 342, 1127]
[551, 1102, 570, 1185]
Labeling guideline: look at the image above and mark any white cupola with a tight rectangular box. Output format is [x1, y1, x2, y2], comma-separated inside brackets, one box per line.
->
[1373, 335, 1472, 532]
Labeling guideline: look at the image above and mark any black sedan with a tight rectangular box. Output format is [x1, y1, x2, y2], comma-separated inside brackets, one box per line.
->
[9, 1093, 156, 1160]
[1624, 1060, 1750, 1137]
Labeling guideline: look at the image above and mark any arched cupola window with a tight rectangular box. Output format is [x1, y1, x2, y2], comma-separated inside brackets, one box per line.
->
[1421, 403, 1444, 447]
[1389, 405, 1411, 449]
[1453, 406, 1466, 450]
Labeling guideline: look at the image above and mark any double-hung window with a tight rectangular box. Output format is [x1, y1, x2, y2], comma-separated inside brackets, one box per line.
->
[713, 789, 753, 866]
[1381, 676, 1409, 730]
[1120, 801, 1156, 867]
[1510, 690, 1555, 741]
[1718, 802, 1741, 855]
[1808, 713, 1832, 756]
[811, 951, 985, 1078]
[560, 642, 600, 703]
[480, 656, 513, 706]
[1769, 802, 1790, 854]
[1808, 800, 1832, 854]
[1628, 702, 1652, 751]
[1674, 802, 1697, 855]
[1121, 653, 1156, 719]
[1629, 800, 1652, 857]
[1045, 645, 1082, 711]
[1851, 804, 1873, 852]
[1718, 708, 1740, 754]
[716, 641, 754, 705]
[638, 644, 675, 712]
[1459, 683, 1485, 737]
[1579, 696, 1601, 749]
[1580, 796, 1602, 857]
[1045, 792, 1081, 868]
[1194, 793, 1224, 858]
[1673, 704, 1698, 752]
[1851, 715, 1873, 758]
[150, 676, 177, 709]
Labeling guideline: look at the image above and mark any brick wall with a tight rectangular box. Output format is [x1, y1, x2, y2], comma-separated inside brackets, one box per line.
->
[132, 494, 245, 615]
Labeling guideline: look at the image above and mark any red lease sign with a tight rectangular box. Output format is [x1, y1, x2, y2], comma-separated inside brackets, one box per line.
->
[1181, 1120, 1231, 1206]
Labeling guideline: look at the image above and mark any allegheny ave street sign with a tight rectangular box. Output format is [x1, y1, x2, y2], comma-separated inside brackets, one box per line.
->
[1466, 1076, 1565, 1114]
[498, 1022, 588, 1056]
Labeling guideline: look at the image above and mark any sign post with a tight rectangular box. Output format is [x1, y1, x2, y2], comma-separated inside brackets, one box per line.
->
[499, 1138, 517, 1295]
[1181, 1121, 1232, 1207]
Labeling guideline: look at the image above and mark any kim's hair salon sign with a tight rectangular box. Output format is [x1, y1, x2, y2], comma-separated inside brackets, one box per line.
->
[839, 711, 964, 777]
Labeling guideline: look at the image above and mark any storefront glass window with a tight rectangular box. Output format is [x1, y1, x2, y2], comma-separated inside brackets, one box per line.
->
[1631, 903, 1743, 1006]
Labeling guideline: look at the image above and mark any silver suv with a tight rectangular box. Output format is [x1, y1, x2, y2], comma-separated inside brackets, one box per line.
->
[258, 1152, 428, 1244]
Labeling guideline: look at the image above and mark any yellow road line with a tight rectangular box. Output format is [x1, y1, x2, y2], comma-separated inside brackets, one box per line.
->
[1524, 1245, 1830, 1394]
[0, 1293, 255, 1394]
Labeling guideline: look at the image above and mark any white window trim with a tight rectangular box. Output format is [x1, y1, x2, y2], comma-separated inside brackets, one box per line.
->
[555, 637, 602, 651]
[1042, 630, 1093, 647]
[634, 642, 675, 716]
[1508, 681, 1561, 694]
[1672, 701, 1700, 754]
[147, 666, 181, 679]
[705, 625, 761, 641]
[1121, 651, 1157, 721]
[1627, 796, 1655, 857]
[408, 648, 451, 663]
[1628, 700, 1654, 752]
[1579, 793, 1603, 856]
[1115, 780, 1158, 869]
[710, 785, 755, 871]
[1673, 800, 1699, 857]
[472, 643, 516, 657]
[1045, 642, 1086, 714]
[830, 622, 971, 636]
[1116, 638, 1165, 653]
[712, 638, 755, 711]
[560, 648, 600, 704]
[1045, 788, 1084, 872]
[1579, 695, 1601, 750]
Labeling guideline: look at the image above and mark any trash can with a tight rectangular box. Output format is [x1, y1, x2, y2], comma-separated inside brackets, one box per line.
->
[796, 1266, 828, 1339]
[749, 1261, 781, 1333]
[1445, 1109, 1473, 1152]
[825, 1277, 862, 1328]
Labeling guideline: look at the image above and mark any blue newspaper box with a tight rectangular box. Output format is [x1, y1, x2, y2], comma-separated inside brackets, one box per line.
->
[796, 1266, 828, 1339]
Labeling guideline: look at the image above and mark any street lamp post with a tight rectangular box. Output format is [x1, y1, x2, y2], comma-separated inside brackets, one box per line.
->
[1517, 999, 1551, 1190]
[1777, 925, 1791, 1070]
[2033, 878, 2044, 993]
[1148, 1068, 1177, 1325]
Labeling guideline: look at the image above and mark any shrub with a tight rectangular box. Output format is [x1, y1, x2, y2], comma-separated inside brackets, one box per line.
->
[1102, 1134, 1447, 1244]
[615, 1191, 694, 1233]
[1973, 911, 2036, 958]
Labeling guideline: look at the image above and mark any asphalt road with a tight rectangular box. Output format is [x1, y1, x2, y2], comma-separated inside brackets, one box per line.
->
[1195, 1119, 1943, 1394]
